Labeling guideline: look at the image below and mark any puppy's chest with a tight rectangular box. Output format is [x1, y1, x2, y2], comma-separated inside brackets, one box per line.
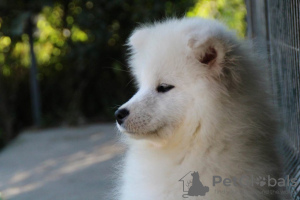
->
[122, 148, 253, 200]
[123, 155, 212, 199]
[122, 166, 241, 200]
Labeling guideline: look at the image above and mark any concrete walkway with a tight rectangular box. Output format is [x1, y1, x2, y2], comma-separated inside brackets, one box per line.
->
[0, 123, 124, 200]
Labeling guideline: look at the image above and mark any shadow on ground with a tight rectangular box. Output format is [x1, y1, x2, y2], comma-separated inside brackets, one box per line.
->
[0, 123, 124, 200]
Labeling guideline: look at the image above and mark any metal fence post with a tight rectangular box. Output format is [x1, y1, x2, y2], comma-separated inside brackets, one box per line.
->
[26, 17, 41, 127]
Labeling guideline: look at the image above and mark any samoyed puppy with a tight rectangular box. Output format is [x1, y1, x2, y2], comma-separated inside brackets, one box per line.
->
[115, 18, 281, 200]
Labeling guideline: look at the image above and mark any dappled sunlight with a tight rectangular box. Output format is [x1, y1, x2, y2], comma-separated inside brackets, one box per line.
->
[3, 182, 41, 198]
[9, 172, 31, 185]
[12, 41, 30, 67]
[1, 125, 124, 199]
[55, 143, 121, 175]
[71, 26, 88, 42]
[0, 36, 11, 49]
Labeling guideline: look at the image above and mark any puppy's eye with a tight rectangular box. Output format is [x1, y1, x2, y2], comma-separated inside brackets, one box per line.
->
[156, 83, 175, 93]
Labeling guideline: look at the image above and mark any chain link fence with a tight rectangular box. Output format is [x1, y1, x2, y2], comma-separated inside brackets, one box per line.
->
[246, 0, 300, 199]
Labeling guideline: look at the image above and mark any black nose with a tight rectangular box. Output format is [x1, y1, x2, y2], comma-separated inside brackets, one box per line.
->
[115, 108, 130, 125]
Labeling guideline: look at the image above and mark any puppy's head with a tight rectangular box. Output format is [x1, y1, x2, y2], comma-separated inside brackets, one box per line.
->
[115, 18, 241, 140]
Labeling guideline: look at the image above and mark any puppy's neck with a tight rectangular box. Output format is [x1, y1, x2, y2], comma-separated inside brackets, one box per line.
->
[128, 120, 211, 154]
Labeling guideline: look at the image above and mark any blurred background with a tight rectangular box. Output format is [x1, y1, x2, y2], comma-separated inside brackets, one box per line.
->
[0, 0, 246, 147]
[1, 0, 300, 200]
[0, 0, 247, 199]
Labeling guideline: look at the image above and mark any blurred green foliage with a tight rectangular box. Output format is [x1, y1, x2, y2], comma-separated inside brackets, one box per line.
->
[187, 0, 246, 37]
[0, 0, 246, 146]
[0, 0, 196, 145]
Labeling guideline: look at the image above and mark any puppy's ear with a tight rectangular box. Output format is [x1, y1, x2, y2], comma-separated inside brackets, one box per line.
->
[128, 28, 148, 50]
[188, 35, 225, 68]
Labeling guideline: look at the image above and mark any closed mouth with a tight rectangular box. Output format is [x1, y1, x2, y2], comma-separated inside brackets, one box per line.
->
[117, 122, 165, 138]
[123, 130, 136, 134]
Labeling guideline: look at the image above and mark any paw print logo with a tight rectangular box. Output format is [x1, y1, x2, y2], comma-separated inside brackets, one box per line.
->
[255, 176, 266, 187]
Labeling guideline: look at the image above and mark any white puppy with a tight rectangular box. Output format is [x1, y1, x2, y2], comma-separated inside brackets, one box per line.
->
[115, 18, 281, 200]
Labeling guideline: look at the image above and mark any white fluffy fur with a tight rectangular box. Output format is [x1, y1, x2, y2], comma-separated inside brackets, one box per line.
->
[115, 18, 281, 200]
